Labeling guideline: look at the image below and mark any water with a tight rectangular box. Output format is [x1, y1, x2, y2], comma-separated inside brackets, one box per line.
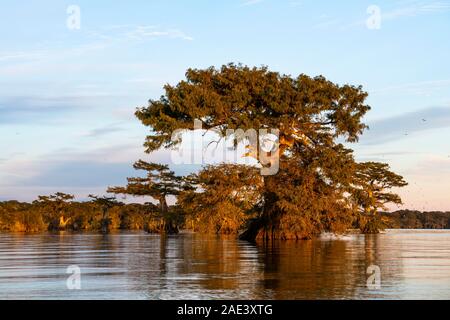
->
[0, 229, 449, 300]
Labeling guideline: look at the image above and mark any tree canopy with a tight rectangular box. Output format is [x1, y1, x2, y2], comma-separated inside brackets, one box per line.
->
[136, 64, 370, 153]
[352, 162, 408, 233]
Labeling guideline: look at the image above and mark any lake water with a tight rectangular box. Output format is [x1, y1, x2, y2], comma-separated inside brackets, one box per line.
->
[0, 229, 449, 300]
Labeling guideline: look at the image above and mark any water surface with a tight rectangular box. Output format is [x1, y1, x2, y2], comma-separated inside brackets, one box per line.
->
[0, 229, 449, 299]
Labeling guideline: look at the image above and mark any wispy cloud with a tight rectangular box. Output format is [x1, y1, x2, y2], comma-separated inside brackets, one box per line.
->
[0, 144, 187, 201]
[338, 1, 450, 30]
[0, 25, 192, 71]
[0, 96, 79, 124]
[240, 0, 264, 7]
[382, 0, 450, 21]
[124, 26, 193, 41]
[88, 25, 194, 42]
[312, 17, 343, 30]
[360, 106, 450, 145]
[355, 150, 425, 162]
[288, 1, 302, 7]
[404, 155, 450, 175]
[0, 94, 123, 125]
[0, 50, 47, 62]
[83, 123, 125, 138]
[372, 79, 450, 97]
[0, 43, 108, 77]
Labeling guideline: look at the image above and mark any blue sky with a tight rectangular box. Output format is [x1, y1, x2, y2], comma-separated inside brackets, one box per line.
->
[1, 0, 450, 210]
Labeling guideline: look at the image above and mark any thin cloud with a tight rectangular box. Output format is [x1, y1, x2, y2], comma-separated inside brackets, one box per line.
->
[0, 50, 47, 62]
[0, 97, 78, 124]
[0, 95, 118, 124]
[19, 160, 137, 188]
[382, 1, 450, 20]
[88, 25, 194, 42]
[0, 144, 195, 201]
[405, 155, 450, 175]
[2, 43, 107, 63]
[312, 18, 343, 30]
[355, 151, 425, 162]
[83, 124, 125, 138]
[125, 26, 193, 41]
[0, 25, 192, 69]
[371, 79, 450, 96]
[288, 1, 302, 7]
[341, 1, 450, 30]
[240, 0, 264, 7]
[364, 151, 424, 156]
[360, 106, 450, 145]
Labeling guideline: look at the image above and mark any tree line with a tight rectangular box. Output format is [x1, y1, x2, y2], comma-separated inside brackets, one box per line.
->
[381, 210, 450, 229]
[0, 193, 161, 233]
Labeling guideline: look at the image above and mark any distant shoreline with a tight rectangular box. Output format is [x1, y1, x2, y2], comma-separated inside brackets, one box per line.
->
[381, 210, 450, 229]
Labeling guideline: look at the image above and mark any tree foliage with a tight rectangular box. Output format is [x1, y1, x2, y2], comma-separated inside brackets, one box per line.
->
[88, 195, 123, 233]
[351, 162, 408, 233]
[179, 164, 263, 234]
[136, 63, 370, 154]
[107, 160, 184, 233]
[0, 196, 156, 232]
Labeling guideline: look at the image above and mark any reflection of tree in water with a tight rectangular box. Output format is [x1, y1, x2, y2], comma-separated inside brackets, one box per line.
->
[114, 233, 410, 299]
[355, 233, 405, 299]
[255, 238, 367, 299]
[122, 233, 407, 299]
[67, 232, 408, 299]
[117, 233, 264, 299]
[1, 232, 432, 299]
[175, 234, 264, 299]
[253, 234, 407, 299]
[123, 233, 174, 299]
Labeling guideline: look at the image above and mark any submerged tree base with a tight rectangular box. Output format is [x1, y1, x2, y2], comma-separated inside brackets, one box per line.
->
[239, 216, 317, 241]
[145, 217, 179, 234]
[358, 215, 384, 234]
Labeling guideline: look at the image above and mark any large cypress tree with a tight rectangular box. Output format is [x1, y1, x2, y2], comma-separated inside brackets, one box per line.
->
[135, 63, 406, 240]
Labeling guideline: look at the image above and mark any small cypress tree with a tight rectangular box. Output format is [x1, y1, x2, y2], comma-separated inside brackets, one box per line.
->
[88, 195, 122, 233]
[107, 160, 183, 234]
[352, 162, 408, 233]
[33, 192, 74, 230]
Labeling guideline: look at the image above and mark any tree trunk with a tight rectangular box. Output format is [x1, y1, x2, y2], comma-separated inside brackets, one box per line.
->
[159, 196, 168, 215]
[101, 207, 110, 234]
[239, 176, 278, 241]
[239, 175, 311, 241]
[158, 195, 178, 234]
